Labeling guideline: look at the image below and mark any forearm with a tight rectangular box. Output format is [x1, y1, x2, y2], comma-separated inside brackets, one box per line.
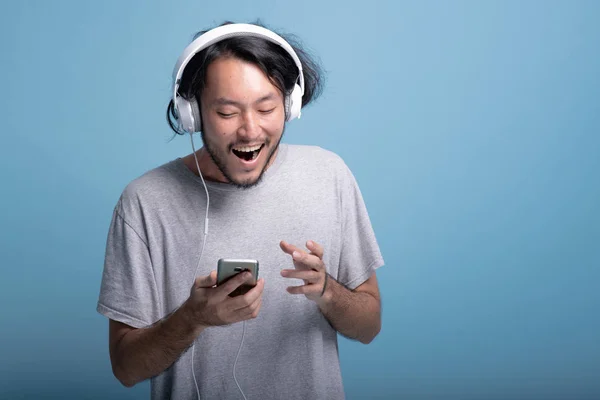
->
[113, 300, 205, 387]
[316, 275, 381, 344]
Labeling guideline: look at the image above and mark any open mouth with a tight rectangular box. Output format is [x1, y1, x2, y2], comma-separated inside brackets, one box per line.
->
[232, 144, 264, 162]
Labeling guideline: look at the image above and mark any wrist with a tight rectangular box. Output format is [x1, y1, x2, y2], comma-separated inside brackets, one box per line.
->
[180, 299, 207, 336]
[316, 274, 334, 310]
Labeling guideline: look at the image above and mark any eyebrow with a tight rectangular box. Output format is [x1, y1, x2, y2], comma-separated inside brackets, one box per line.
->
[214, 93, 278, 107]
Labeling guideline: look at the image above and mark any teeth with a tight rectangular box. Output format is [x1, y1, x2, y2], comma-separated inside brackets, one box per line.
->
[233, 144, 262, 152]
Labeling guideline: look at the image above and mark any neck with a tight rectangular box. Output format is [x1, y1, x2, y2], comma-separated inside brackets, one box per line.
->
[186, 147, 226, 183]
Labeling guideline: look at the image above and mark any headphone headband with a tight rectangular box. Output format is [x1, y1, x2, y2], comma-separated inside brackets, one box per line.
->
[172, 23, 305, 105]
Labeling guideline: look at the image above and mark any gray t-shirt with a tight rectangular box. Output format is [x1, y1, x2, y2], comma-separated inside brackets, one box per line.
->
[97, 143, 384, 400]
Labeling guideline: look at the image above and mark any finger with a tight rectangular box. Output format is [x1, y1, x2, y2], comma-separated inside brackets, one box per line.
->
[251, 296, 263, 318]
[280, 269, 321, 282]
[291, 251, 325, 272]
[247, 296, 262, 314]
[279, 240, 306, 257]
[215, 271, 254, 299]
[193, 270, 217, 288]
[242, 293, 263, 319]
[306, 240, 324, 259]
[227, 278, 265, 311]
[230, 287, 263, 319]
[286, 283, 320, 296]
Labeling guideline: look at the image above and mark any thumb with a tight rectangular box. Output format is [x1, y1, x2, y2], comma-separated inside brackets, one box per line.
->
[194, 270, 217, 288]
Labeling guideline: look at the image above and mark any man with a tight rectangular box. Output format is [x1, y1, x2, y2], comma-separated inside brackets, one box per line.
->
[97, 21, 384, 399]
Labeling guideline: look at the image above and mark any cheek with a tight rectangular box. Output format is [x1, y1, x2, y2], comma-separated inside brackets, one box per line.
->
[263, 111, 286, 132]
[204, 116, 233, 138]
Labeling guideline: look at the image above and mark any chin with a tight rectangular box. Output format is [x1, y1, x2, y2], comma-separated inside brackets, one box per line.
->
[227, 170, 265, 189]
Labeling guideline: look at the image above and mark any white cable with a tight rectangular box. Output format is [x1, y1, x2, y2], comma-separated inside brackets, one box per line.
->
[189, 132, 210, 400]
[233, 321, 248, 400]
[188, 132, 247, 400]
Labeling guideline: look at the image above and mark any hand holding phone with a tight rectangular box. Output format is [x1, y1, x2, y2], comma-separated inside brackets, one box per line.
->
[186, 262, 264, 328]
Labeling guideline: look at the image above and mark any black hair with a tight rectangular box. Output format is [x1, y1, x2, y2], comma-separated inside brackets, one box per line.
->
[166, 20, 325, 135]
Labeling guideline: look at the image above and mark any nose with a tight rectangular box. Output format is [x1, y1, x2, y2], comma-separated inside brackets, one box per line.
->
[237, 110, 261, 140]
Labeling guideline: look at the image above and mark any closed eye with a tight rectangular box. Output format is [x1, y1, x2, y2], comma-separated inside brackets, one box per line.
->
[259, 108, 276, 114]
[217, 112, 236, 118]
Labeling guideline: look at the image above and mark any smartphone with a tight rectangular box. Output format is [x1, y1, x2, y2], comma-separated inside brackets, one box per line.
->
[216, 259, 259, 297]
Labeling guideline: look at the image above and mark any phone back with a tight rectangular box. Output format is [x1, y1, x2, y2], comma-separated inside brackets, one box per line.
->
[217, 259, 259, 296]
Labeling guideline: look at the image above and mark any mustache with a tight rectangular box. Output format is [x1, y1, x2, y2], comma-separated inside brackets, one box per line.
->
[228, 139, 270, 150]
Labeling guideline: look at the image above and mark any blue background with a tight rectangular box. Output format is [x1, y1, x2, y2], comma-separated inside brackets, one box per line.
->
[1, 1, 599, 399]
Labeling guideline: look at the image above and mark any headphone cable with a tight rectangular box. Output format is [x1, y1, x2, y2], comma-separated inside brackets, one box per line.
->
[189, 132, 209, 400]
[188, 132, 248, 400]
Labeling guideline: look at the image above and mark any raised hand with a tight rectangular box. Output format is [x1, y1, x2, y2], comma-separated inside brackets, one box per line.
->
[280, 240, 328, 302]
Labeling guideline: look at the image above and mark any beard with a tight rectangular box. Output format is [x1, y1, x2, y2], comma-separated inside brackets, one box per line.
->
[200, 127, 285, 190]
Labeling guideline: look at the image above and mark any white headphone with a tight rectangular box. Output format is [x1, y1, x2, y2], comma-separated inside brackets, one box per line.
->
[172, 23, 305, 133]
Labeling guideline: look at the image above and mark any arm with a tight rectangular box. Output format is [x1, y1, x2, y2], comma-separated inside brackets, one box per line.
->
[109, 301, 201, 387]
[109, 270, 265, 387]
[316, 273, 381, 344]
[280, 240, 382, 344]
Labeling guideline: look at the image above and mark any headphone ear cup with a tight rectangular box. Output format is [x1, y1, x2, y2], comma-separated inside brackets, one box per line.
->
[189, 97, 202, 132]
[285, 84, 303, 121]
[175, 96, 202, 133]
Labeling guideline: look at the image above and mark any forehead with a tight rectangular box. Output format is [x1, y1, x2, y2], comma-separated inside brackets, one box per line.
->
[202, 57, 282, 102]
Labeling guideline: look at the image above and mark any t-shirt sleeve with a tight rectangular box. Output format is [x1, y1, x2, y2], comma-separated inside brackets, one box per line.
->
[336, 163, 385, 290]
[96, 196, 161, 328]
